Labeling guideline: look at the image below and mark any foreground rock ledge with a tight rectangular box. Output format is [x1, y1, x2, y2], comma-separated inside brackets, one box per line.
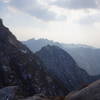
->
[0, 86, 17, 100]
[65, 80, 100, 100]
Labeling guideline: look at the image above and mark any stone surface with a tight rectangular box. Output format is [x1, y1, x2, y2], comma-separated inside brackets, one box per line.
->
[65, 80, 100, 100]
[0, 86, 17, 100]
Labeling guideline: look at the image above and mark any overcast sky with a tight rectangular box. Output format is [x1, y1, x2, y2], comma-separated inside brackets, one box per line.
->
[0, 0, 100, 47]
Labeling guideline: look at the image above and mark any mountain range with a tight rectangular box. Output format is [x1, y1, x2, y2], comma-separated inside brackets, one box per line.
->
[23, 38, 100, 75]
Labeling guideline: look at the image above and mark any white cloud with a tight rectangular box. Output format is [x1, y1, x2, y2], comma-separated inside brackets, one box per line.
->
[1, 0, 100, 47]
[78, 9, 100, 24]
[5, 0, 66, 21]
[53, 0, 100, 9]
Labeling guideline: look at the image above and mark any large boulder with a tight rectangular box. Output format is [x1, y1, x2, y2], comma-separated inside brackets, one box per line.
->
[0, 86, 17, 100]
[65, 80, 100, 100]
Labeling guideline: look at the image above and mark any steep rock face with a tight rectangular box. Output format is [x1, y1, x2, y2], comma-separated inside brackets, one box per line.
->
[0, 19, 68, 96]
[65, 80, 100, 100]
[36, 45, 95, 91]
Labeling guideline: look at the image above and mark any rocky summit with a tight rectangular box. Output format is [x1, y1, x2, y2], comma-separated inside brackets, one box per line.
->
[0, 19, 68, 97]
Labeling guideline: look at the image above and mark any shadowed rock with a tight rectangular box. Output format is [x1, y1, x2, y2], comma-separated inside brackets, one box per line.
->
[0, 19, 68, 97]
[19, 94, 65, 100]
[0, 18, 3, 27]
[0, 86, 17, 100]
[36, 45, 93, 91]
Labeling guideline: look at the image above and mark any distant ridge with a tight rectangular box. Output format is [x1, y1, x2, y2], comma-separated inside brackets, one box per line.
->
[23, 38, 100, 75]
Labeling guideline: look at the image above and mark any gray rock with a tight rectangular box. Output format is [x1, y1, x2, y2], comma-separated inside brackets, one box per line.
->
[65, 80, 100, 100]
[0, 86, 17, 100]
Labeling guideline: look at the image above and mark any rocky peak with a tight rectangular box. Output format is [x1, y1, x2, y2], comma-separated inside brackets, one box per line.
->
[0, 19, 17, 44]
[0, 18, 3, 27]
[0, 19, 9, 42]
[36, 45, 95, 91]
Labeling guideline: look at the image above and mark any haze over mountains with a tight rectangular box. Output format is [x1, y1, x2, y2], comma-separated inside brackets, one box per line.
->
[23, 38, 100, 75]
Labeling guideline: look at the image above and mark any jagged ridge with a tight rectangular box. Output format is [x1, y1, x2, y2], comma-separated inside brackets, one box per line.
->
[0, 19, 68, 97]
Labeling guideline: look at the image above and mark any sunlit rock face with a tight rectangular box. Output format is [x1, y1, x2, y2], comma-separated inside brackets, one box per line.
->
[65, 80, 100, 100]
[0, 19, 68, 97]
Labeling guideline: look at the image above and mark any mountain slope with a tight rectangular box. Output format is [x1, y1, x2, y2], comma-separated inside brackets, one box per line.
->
[0, 19, 68, 96]
[23, 38, 100, 75]
[63, 46, 100, 75]
[36, 45, 94, 91]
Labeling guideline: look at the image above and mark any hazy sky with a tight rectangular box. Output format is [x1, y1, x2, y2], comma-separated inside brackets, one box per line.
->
[0, 0, 100, 47]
